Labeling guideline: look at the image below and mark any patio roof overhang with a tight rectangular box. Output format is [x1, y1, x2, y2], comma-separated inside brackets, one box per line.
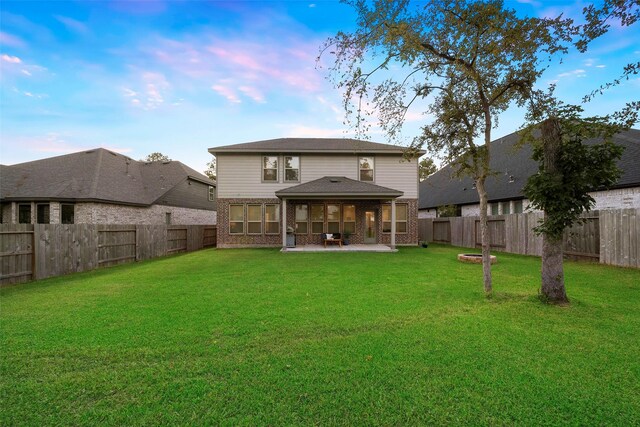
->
[275, 176, 403, 200]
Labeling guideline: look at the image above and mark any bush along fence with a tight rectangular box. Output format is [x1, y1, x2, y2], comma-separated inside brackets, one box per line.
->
[418, 208, 639, 269]
[0, 224, 217, 286]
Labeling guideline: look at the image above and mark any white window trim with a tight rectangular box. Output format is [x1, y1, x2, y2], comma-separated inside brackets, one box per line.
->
[284, 155, 300, 183]
[295, 204, 309, 235]
[247, 204, 263, 235]
[358, 156, 375, 182]
[343, 204, 356, 235]
[229, 204, 245, 235]
[208, 186, 215, 201]
[262, 155, 279, 183]
[265, 204, 280, 235]
[311, 204, 325, 234]
[382, 203, 408, 234]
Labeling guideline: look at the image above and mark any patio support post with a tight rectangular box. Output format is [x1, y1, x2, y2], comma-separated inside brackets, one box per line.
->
[391, 199, 396, 249]
[281, 198, 287, 249]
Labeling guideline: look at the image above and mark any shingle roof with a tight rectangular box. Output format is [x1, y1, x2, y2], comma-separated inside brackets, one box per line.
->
[209, 138, 425, 155]
[419, 128, 640, 209]
[0, 148, 216, 206]
[275, 176, 403, 199]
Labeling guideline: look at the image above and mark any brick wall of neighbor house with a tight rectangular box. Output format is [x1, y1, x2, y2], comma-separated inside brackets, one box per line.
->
[76, 202, 217, 225]
[419, 186, 640, 218]
[418, 208, 437, 219]
[218, 198, 419, 248]
[0, 203, 11, 223]
[591, 187, 640, 210]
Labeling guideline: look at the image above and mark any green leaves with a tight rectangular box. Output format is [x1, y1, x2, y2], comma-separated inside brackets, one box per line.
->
[523, 118, 624, 239]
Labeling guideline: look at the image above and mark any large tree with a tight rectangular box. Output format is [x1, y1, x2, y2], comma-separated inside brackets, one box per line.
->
[521, 0, 639, 304]
[322, 0, 568, 294]
[522, 111, 625, 303]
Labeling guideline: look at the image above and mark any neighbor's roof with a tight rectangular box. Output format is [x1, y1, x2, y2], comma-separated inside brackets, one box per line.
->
[209, 138, 425, 155]
[0, 148, 216, 206]
[419, 128, 640, 210]
[275, 176, 403, 199]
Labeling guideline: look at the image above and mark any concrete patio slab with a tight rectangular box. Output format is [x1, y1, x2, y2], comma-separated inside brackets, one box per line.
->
[282, 244, 397, 253]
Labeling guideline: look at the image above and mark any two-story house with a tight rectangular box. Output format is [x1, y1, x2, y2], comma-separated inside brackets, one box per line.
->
[209, 138, 423, 249]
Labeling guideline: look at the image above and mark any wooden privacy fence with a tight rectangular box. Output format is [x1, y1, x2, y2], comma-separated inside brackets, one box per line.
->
[418, 208, 640, 269]
[0, 224, 217, 286]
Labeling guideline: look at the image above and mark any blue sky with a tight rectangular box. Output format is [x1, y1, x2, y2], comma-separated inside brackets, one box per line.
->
[1, 0, 639, 174]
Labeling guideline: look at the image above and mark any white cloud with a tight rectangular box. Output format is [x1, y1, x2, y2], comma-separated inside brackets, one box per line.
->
[558, 69, 587, 78]
[1, 54, 22, 64]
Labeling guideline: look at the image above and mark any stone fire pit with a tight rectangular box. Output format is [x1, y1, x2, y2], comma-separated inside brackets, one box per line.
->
[457, 253, 497, 264]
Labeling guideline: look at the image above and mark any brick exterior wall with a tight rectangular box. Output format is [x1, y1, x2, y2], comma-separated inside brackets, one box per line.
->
[419, 186, 640, 218]
[0, 201, 216, 225]
[217, 198, 418, 248]
[76, 202, 217, 225]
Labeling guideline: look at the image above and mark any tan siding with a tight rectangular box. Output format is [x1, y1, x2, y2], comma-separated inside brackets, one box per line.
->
[217, 153, 418, 198]
[374, 156, 418, 199]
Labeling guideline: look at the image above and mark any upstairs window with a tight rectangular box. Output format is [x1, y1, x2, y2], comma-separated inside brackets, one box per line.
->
[263, 155, 278, 182]
[284, 156, 300, 182]
[359, 157, 374, 181]
[208, 186, 215, 201]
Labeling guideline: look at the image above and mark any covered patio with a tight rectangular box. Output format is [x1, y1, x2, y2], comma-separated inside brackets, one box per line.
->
[275, 176, 404, 250]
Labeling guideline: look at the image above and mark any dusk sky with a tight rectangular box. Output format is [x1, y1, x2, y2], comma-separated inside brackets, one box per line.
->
[1, 0, 639, 174]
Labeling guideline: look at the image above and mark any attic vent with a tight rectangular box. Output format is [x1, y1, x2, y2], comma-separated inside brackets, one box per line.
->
[162, 161, 171, 164]
[329, 178, 341, 183]
[85, 150, 95, 154]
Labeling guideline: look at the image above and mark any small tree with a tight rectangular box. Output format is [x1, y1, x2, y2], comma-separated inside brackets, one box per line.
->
[204, 158, 216, 181]
[142, 152, 171, 162]
[322, 0, 569, 295]
[419, 157, 437, 181]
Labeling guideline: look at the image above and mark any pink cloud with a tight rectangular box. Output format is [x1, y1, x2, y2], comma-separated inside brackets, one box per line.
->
[127, 32, 325, 104]
[1, 54, 22, 64]
[211, 83, 241, 104]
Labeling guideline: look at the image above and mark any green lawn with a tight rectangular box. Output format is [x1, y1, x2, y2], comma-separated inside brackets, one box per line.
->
[1, 245, 639, 425]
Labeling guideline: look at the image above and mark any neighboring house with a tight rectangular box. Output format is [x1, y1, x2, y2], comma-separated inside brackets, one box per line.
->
[0, 148, 217, 225]
[209, 138, 424, 249]
[419, 129, 640, 218]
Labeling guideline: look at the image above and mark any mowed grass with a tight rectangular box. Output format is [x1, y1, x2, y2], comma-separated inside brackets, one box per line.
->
[1, 245, 639, 426]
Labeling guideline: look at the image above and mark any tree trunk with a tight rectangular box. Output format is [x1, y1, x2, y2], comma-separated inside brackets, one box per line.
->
[541, 225, 568, 303]
[476, 177, 492, 295]
[540, 117, 569, 304]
